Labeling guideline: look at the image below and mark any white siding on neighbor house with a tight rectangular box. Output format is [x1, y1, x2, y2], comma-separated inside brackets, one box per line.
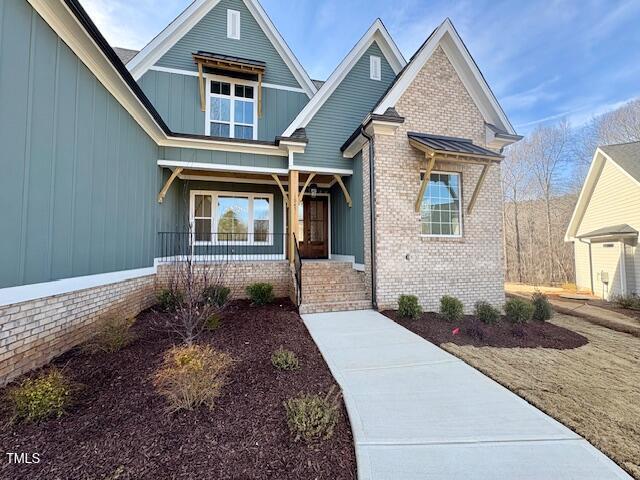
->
[590, 242, 624, 300]
[574, 158, 640, 298]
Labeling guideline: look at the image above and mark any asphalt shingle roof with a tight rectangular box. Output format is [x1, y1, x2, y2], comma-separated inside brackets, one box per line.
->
[113, 47, 139, 64]
[600, 141, 640, 183]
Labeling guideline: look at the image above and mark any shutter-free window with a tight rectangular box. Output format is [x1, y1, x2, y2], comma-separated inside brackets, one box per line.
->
[370, 55, 381, 81]
[227, 9, 240, 39]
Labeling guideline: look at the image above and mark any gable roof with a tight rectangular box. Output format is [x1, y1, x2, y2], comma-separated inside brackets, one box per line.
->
[565, 141, 640, 240]
[281, 19, 406, 138]
[373, 18, 516, 136]
[126, 0, 317, 97]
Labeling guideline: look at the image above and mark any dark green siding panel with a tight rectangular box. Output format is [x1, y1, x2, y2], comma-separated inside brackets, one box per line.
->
[156, 0, 302, 88]
[160, 146, 287, 170]
[331, 152, 364, 263]
[138, 69, 308, 139]
[295, 42, 396, 171]
[0, 0, 181, 289]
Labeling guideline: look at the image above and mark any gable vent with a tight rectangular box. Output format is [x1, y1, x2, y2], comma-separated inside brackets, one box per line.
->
[370, 55, 381, 81]
[227, 9, 240, 39]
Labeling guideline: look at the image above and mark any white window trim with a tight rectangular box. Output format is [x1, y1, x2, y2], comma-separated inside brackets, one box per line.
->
[190, 190, 274, 246]
[205, 74, 258, 140]
[418, 170, 463, 239]
[227, 9, 240, 40]
[370, 55, 381, 81]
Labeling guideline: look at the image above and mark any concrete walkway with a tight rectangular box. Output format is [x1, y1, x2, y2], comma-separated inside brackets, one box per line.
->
[302, 310, 632, 480]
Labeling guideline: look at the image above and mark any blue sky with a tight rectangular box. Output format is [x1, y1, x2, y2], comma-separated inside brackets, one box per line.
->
[81, 0, 640, 134]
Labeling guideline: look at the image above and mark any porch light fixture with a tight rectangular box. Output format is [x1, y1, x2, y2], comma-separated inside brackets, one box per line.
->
[309, 184, 318, 198]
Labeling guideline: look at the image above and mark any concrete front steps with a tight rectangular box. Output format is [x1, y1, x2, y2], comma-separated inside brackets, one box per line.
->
[298, 261, 371, 314]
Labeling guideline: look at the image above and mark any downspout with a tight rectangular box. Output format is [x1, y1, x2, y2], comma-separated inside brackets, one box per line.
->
[578, 237, 594, 294]
[362, 128, 377, 309]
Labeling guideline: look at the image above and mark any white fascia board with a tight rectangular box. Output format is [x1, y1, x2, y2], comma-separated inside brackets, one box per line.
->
[29, 0, 167, 144]
[291, 165, 354, 175]
[158, 159, 289, 175]
[564, 149, 605, 241]
[127, 0, 317, 98]
[373, 18, 516, 136]
[282, 19, 407, 137]
[160, 135, 288, 156]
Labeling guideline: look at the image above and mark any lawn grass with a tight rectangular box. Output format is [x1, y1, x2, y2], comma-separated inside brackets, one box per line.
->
[442, 313, 640, 479]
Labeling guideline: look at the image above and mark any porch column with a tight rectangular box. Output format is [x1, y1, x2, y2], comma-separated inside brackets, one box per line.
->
[288, 170, 299, 264]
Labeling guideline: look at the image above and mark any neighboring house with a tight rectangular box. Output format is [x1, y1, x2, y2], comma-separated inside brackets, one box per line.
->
[565, 142, 640, 299]
[0, 0, 519, 385]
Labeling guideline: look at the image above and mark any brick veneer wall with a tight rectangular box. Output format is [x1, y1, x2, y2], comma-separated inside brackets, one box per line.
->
[371, 46, 505, 312]
[155, 261, 292, 300]
[0, 275, 156, 386]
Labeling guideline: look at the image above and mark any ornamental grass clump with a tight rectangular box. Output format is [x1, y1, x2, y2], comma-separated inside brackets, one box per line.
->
[439, 295, 464, 322]
[398, 294, 422, 319]
[246, 283, 274, 305]
[284, 387, 340, 441]
[504, 298, 534, 324]
[84, 316, 136, 354]
[153, 344, 233, 413]
[271, 347, 299, 371]
[531, 291, 553, 322]
[6, 368, 75, 423]
[474, 301, 500, 325]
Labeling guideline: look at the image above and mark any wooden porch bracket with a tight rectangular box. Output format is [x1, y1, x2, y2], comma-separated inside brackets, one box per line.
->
[415, 153, 436, 213]
[298, 173, 316, 205]
[334, 175, 352, 208]
[198, 62, 205, 112]
[271, 174, 289, 207]
[157, 168, 183, 203]
[466, 163, 490, 215]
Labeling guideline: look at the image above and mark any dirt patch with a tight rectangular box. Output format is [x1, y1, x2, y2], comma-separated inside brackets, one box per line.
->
[382, 310, 588, 349]
[586, 299, 640, 321]
[0, 300, 356, 480]
[441, 314, 640, 479]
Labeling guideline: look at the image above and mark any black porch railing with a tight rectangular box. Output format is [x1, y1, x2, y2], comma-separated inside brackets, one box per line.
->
[293, 233, 302, 306]
[157, 232, 287, 263]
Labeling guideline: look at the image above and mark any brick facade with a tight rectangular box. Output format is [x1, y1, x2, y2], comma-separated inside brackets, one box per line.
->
[369, 46, 505, 312]
[0, 275, 156, 386]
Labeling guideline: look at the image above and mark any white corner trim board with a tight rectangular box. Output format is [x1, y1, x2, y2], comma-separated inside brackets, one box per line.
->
[0, 267, 156, 308]
[127, 0, 317, 97]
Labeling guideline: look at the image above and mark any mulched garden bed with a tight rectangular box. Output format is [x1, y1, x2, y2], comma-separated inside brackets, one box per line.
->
[382, 310, 589, 349]
[0, 299, 356, 480]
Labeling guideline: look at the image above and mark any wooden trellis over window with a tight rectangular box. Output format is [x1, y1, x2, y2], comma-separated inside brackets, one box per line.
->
[193, 52, 266, 117]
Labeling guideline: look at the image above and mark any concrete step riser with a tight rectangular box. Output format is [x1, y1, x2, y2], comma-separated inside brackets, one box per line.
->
[299, 300, 372, 314]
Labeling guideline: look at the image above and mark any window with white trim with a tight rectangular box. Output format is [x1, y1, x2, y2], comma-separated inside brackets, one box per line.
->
[370, 55, 381, 81]
[191, 191, 273, 244]
[420, 172, 462, 236]
[206, 77, 256, 139]
[227, 9, 240, 39]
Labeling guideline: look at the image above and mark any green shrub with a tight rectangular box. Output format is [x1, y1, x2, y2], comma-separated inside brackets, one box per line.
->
[398, 295, 422, 319]
[205, 313, 222, 331]
[474, 301, 500, 325]
[246, 283, 274, 305]
[271, 347, 300, 371]
[504, 298, 534, 324]
[7, 368, 75, 422]
[203, 285, 231, 307]
[153, 344, 233, 413]
[157, 289, 182, 312]
[531, 292, 553, 321]
[84, 317, 136, 354]
[612, 294, 640, 311]
[284, 388, 340, 441]
[439, 295, 464, 322]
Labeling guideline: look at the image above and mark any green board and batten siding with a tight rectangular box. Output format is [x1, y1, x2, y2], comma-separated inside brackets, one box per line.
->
[331, 153, 364, 264]
[159, 147, 287, 170]
[0, 0, 180, 289]
[294, 42, 396, 172]
[156, 0, 302, 88]
[138, 69, 308, 139]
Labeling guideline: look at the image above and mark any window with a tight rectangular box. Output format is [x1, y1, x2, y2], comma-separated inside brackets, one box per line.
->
[420, 172, 462, 237]
[190, 191, 273, 244]
[206, 77, 256, 139]
[370, 55, 381, 81]
[227, 9, 240, 39]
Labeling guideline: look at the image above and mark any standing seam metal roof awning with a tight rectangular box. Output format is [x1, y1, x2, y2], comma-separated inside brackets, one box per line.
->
[408, 132, 503, 161]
